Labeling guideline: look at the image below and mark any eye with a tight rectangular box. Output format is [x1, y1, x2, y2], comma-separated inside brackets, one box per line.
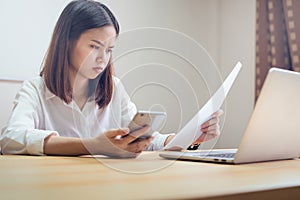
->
[90, 44, 100, 50]
[106, 49, 113, 53]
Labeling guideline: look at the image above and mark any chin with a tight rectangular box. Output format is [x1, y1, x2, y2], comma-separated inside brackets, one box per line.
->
[90, 72, 104, 80]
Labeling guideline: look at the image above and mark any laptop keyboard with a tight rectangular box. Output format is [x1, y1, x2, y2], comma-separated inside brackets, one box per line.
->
[186, 152, 236, 158]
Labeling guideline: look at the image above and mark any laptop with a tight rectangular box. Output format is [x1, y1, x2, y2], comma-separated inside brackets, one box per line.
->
[160, 68, 300, 164]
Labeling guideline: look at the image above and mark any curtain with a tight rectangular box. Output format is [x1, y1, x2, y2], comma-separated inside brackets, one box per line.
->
[255, 0, 300, 100]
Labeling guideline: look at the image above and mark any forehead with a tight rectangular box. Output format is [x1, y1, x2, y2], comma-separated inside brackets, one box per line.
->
[80, 26, 117, 45]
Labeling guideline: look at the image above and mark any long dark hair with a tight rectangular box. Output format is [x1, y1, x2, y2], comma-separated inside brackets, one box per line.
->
[40, 0, 119, 109]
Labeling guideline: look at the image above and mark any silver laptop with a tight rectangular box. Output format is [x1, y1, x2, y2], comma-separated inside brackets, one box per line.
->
[160, 68, 300, 164]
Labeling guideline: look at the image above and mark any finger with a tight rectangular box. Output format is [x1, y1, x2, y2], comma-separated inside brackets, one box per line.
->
[123, 125, 151, 144]
[193, 133, 207, 143]
[140, 137, 153, 150]
[201, 123, 219, 133]
[126, 137, 152, 153]
[106, 128, 130, 138]
[206, 129, 221, 136]
[201, 117, 219, 129]
[195, 132, 219, 143]
[196, 127, 220, 143]
[212, 109, 224, 117]
[128, 137, 153, 153]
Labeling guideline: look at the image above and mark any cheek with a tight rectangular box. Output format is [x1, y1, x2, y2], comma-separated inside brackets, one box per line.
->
[104, 56, 111, 66]
[72, 48, 95, 68]
[103, 53, 112, 65]
[83, 51, 98, 65]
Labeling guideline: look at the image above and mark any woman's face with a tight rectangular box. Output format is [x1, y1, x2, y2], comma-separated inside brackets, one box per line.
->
[69, 26, 116, 80]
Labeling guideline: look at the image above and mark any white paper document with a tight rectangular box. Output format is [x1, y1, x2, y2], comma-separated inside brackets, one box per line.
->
[164, 62, 242, 150]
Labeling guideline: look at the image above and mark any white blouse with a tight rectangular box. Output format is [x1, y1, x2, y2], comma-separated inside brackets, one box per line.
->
[0, 76, 170, 155]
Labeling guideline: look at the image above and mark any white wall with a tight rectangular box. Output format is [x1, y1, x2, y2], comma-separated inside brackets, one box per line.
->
[0, 81, 22, 129]
[216, 0, 256, 148]
[0, 0, 70, 80]
[0, 0, 255, 148]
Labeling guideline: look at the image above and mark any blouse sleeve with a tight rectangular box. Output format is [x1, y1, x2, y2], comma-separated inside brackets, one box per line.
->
[115, 78, 172, 151]
[0, 79, 58, 155]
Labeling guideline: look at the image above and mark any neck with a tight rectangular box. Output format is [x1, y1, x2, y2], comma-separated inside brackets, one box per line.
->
[69, 70, 89, 101]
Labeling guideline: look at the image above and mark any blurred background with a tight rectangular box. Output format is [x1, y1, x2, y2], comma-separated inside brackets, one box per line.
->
[0, 0, 255, 149]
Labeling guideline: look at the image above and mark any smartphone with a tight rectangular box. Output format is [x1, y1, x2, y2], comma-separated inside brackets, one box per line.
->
[127, 110, 167, 143]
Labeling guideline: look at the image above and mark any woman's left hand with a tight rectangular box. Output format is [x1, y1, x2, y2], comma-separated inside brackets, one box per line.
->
[164, 110, 224, 147]
[192, 109, 224, 144]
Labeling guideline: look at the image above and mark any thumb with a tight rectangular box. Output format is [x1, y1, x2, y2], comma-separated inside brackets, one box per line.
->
[106, 128, 130, 138]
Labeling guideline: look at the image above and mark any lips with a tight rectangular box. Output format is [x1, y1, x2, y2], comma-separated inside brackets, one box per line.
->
[92, 66, 103, 73]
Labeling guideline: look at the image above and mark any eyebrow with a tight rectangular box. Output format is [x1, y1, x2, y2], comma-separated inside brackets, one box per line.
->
[91, 39, 115, 48]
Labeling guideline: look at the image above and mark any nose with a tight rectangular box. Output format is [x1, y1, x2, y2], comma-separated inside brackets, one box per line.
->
[96, 57, 104, 65]
[97, 49, 104, 59]
[96, 49, 108, 62]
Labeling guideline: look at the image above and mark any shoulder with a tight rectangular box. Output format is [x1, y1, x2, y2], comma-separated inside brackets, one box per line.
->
[18, 76, 48, 99]
[112, 76, 121, 84]
[112, 76, 124, 90]
[112, 76, 129, 97]
[13, 76, 46, 104]
[21, 76, 45, 92]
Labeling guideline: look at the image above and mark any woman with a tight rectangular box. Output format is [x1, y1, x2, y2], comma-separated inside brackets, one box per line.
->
[0, 0, 222, 158]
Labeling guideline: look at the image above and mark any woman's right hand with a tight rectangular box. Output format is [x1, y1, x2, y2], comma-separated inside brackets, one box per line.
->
[83, 126, 154, 158]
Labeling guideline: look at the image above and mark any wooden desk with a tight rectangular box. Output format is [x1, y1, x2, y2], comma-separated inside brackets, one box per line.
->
[1, 152, 300, 200]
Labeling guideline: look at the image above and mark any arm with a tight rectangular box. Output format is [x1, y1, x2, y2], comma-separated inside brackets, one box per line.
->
[44, 126, 154, 157]
[0, 79, 57, 155]
[0, 79, 93, 156]
[43, 135, 89, 155]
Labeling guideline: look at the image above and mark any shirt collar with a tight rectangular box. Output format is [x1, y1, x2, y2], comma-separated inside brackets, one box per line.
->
[44, 85, 56, 100]
[43, 79, 96, 108]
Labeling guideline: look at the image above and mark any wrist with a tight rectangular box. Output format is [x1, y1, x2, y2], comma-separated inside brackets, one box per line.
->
[164, 133, 176, 146]
[44, 135, 89, 155]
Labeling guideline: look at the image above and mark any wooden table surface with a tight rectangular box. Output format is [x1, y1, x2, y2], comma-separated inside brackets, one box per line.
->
[1, 152, 300, 200]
